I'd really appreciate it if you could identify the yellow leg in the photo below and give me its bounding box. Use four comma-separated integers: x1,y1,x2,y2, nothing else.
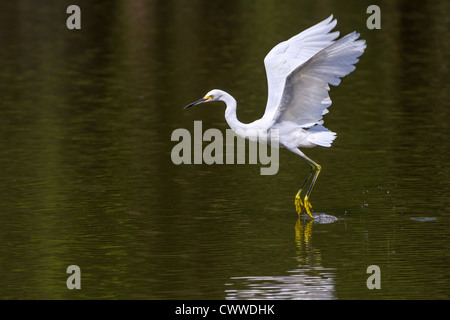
295,167,314,216
303,196,313,218
294,160,321,219
303,162,321,219
290,148,322,219
295,189,304,214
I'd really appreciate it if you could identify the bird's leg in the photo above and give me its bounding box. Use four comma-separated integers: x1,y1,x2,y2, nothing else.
291,148,322,219
303,161,321,218
295,168,314,214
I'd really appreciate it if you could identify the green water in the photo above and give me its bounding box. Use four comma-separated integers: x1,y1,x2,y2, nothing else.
0,0,448,299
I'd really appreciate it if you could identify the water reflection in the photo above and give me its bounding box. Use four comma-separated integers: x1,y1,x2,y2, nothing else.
224,219,337,299
225,270,336,300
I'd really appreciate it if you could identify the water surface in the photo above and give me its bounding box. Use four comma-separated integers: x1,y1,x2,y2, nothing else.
0,0,448,299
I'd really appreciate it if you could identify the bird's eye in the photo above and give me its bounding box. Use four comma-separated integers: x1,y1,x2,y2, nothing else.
205,95,213,100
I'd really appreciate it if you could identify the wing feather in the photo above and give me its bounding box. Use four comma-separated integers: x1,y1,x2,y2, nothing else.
274,32,366,128
262,15,339,122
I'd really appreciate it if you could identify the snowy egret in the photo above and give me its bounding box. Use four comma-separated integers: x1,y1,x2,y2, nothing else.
184,15,366,218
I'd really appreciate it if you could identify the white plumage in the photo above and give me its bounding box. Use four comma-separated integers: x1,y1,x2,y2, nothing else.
184,15,366,218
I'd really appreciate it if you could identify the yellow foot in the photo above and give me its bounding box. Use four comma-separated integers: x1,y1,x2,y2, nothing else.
295,190,315,219
303,197,314,219
295,190,303,215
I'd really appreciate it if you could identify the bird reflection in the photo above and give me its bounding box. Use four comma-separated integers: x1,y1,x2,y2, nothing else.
224,218,336,299
295,218,313,252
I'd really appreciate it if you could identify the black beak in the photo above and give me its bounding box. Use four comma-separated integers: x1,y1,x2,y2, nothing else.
184,97,208,109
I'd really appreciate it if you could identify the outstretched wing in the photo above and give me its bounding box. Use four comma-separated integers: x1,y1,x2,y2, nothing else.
273,31,366,128
262,15,339,123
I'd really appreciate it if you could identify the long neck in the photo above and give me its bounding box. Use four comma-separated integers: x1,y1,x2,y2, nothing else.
221,91,249,132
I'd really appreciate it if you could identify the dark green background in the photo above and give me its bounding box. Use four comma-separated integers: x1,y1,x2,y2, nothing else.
0,0,448,299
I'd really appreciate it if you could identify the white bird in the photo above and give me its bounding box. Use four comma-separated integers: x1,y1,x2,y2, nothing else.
184,15,366,218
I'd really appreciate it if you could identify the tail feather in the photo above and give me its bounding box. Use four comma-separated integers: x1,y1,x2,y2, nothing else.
307,125,336,147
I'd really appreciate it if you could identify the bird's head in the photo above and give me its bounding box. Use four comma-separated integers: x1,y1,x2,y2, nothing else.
184,89,224,109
